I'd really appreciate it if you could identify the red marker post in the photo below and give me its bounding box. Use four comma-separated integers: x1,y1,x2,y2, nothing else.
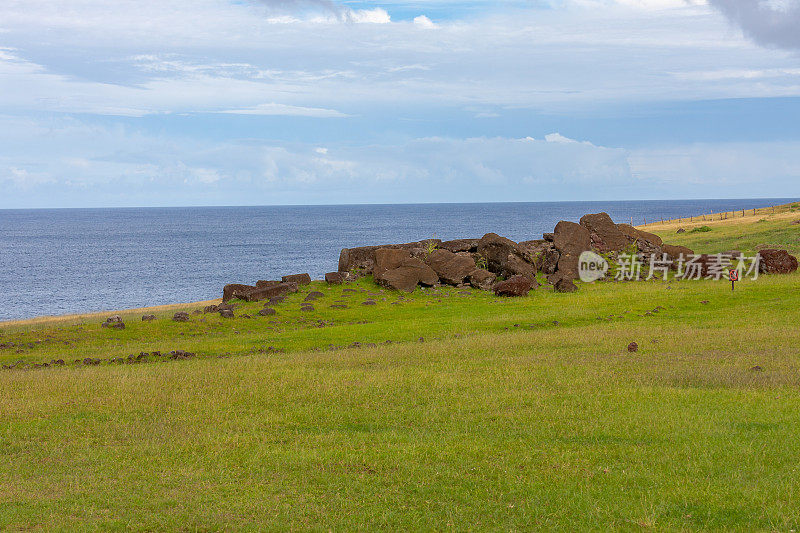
729,269,739,291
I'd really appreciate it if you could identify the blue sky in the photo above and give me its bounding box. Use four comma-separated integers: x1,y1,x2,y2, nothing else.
1,0,799,207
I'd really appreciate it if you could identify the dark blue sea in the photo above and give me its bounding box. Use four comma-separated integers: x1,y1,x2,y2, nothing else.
0,199,795,321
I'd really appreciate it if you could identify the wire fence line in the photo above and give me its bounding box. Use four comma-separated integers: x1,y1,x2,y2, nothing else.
637,203,793,228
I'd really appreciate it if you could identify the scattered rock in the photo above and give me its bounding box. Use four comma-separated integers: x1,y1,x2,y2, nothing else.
304,291,325,301
172,312,190,322
361,300,376,306
493,275,533,297
758,249,798,274
192,309,202,315
300,305,315,312
676,228,686,233
554,278,578,293
627,342,639,353
330,304,348,309
219,309,235,318
142,314,156,321
102,316,125,329
258,308,276,316
750,365,763,372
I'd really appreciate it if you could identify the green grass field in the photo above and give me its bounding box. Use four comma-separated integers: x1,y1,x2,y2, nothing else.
1,205,799,530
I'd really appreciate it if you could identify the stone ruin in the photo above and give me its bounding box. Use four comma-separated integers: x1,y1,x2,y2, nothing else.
222,211,797,299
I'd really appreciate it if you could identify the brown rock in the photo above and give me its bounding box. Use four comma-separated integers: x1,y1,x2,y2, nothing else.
282,273,311,285
580,212,629,253
758,249,799,274
324,272,346,284
373,248,411,279
223,283,256,302
552,221,591,280
376,257,439,292
468,269,496,291
493,275,532,297
242,282,298,302
662,244,694,262
439,238,479,253
256,280,280,289
219,309,234,318
172,312,190,322
477,233,537,281
617,223,663,254
425,249,476,285
258,308,276,316
141,314,156,321
304,291,325,301
337,240,443,275
554,278,578,293
627,342,639,353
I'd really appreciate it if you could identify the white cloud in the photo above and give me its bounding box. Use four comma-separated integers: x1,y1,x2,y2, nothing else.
219,103,349,117
413,15,438,29
350,8,391,23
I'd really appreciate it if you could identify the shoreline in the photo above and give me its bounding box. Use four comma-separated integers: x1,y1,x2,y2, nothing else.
0,299,222,329
3,201,797,328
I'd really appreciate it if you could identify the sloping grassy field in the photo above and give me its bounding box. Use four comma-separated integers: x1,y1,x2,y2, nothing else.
1,204,798,530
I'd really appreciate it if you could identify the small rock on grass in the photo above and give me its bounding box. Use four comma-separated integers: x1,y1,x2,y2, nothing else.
258,308,276,316
142,314,156,321
627,342,639,353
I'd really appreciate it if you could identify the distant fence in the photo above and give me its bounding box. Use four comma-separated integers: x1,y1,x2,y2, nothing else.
637,203,795,228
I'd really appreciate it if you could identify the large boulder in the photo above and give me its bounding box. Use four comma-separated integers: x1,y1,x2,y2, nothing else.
493,275,533,297
552,221,591,280
338,240,442,276
580,212,629,253
468,269,496,290
222,283,256,302
758,249,798,274
255,280,280,289
374,248,412,279
282,273,311,285
477,233,537,281
376,257,439,292
617,224,663,254
439,239,479,253
425,249,476,285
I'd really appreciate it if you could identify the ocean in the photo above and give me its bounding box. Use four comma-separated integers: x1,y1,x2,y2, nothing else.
0,199,795,321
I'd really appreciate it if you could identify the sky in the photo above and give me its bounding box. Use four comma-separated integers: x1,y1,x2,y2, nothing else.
1,0,799,207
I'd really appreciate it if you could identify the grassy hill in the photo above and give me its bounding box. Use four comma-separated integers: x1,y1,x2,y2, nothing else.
1,204,799,530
